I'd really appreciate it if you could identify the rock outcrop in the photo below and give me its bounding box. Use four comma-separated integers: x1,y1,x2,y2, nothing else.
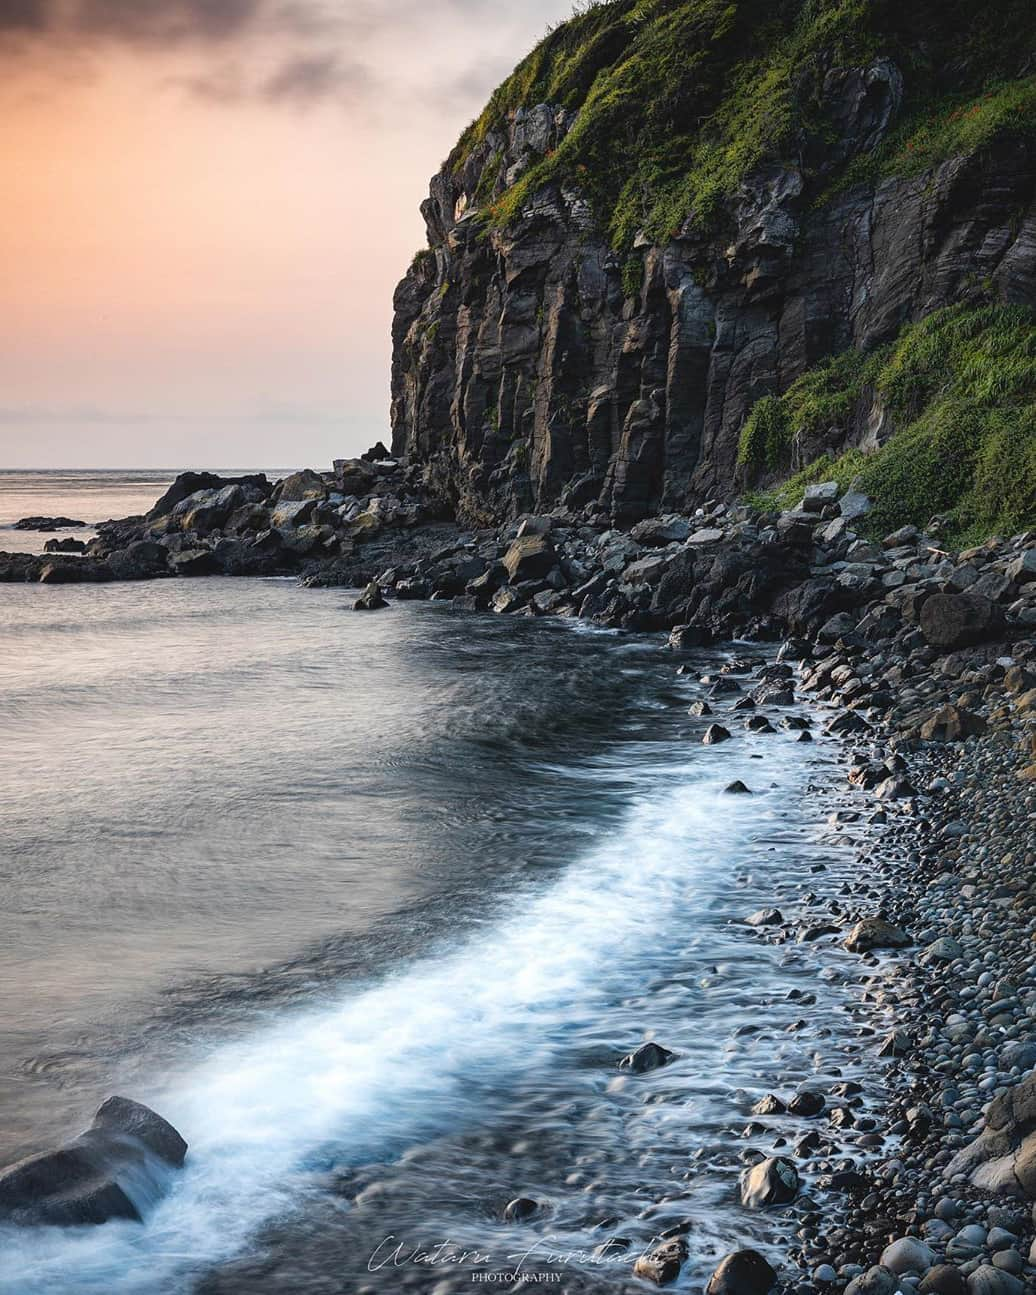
0,1097,187,1226
390,18,1036,527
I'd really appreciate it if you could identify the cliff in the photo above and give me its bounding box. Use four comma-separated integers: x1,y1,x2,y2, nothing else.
391,0,1036,538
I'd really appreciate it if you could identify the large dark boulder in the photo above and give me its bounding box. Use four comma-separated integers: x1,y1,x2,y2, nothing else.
104,541,170,581
920,593,1000,649
0,1097,188,1226
13,516,86,531
146,472,269,522
502,535,556,583
707,1250,778,1295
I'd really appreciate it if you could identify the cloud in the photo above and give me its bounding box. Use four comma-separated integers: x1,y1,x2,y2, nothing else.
261,52,373,106
0,0,47,30
74,0,261,44
0,0,575,114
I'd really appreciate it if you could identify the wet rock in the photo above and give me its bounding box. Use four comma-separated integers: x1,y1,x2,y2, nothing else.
788,1090,825,1117
746,909,782,926
843,917,910,953
618,1042,675,1074
725,780,753,795
740,1155,799,1208
14,516,86,531
503,1197,539,1222
354,582,388,611
706,1249,777,1295
634,1236,688,1286
169,549,219,577
703,724,732,745
0,1097,187,1226
43,537,87,554
752,1094,786,1116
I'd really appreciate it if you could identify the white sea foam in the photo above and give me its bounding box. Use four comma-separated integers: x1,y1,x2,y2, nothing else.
0,752,787,1295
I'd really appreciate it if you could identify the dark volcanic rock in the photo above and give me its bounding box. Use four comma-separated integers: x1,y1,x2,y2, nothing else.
740,1155,799,1208
391,72,1036,525
707,1249,778,1295
14,516,86,531
354,582,389,611
634,1236,688,1286
0,1097,187,1226
919,593,1000,650
43,537,87,554
618,1042,675,1074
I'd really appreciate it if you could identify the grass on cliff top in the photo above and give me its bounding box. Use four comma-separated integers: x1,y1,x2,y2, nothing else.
740,303,1036,546
450,0,1036,254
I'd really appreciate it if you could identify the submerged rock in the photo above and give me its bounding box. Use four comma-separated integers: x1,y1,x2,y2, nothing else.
354,582,388,611
503,1197,539,1222
618,1042,675,1074
0,1097,187,1226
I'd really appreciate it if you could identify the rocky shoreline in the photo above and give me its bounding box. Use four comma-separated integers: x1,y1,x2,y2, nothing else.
3,465,1035,1294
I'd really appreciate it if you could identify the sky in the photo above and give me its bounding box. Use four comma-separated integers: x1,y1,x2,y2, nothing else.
0,0,574,469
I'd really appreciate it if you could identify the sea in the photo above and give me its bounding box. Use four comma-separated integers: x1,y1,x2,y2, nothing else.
0,470,877,1293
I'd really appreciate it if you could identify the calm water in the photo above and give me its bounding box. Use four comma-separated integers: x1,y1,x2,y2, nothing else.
0,477,878,1294
0,469,297,553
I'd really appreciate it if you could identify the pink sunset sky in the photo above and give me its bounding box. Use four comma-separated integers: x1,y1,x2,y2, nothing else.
0,0,573,468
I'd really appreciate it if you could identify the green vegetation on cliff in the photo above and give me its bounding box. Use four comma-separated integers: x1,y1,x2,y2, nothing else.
739,304,1036,545
453,0,1036,252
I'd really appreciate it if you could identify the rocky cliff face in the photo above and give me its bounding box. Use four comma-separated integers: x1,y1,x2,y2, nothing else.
391,57,1036,526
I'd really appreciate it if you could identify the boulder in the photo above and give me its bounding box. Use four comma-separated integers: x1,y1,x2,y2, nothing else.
332,458,377,494
801,481,839,512
1007,550,1036,585
845,1268,897,1295
633,1237,688,1286
740,1156,799,1208
169,549,219,577
839,492,872,521
788,1090,825,1117
703,724,732,744
276,469,327,502
105,541,170,581
631,516,691,546
920,592,999,649
881,1237,935,1275
706,1249,777,1295
618,1042,674,1074
502,534,556,583
43,537,87,554
966,1267,1025,1295
503,1197,539,1222
945,1070,1036,1198
13,516,86,531
0,1097,187,1226
920,705,988,742
669,624,711,649
920,1266,967,1295
844,917,910,953
354,582,388,611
